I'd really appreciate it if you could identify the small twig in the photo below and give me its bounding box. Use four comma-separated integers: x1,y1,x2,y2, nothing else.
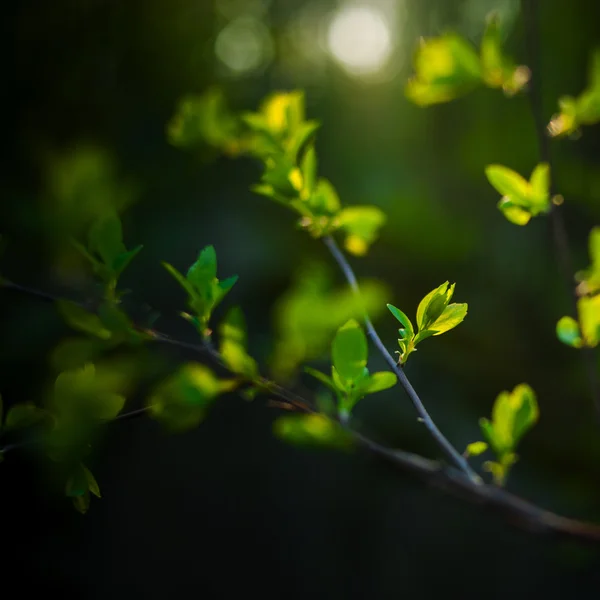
322,235,480,483
5,278,600,543
521,0,600,418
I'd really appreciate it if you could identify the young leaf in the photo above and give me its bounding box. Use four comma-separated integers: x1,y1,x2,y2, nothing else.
416,282,451,332
497,198,532,226
360,372,397,395
273,413,353,450
113,244,143,277
387,304,414,338
300,145,318,198
480,13,530,95
556,316,583,348
56,300,112,340
187,245,218,291
406,34,482,106
219,307,258,378
337,206,386,256
485,165,530,202
464,441,488,458
304,367,337,393
166,88,242,152
428,303,468,335
332,319,368,383
88,212,126,268
5,403,46,430
148,363,237,432
84,465,101,498
579,294,600,347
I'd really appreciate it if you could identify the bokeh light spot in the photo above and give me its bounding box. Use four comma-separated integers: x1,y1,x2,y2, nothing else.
215,17,273,75
326,4,394,76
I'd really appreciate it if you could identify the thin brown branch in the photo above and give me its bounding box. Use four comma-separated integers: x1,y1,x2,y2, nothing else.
3,278,600,544
521,0,600,418
322,235,481,483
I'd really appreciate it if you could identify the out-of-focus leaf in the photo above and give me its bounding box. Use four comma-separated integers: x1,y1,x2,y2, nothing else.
406,34,482,106
360,372,397,394
576,227,600,295
271,263,387,380
485,163,551,224
148,363,237,432
480,13,530,95
579,294,600,347
273,413,353,449
548,50,600,137
556,316,583,348
5,403,47,430
465,441,488,457
56,300,112,340
332,319,368,383
219,307,258,378
167,88,243,153
336,206,386,256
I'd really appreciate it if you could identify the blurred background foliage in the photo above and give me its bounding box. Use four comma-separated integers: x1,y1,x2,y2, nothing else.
1,0,600,597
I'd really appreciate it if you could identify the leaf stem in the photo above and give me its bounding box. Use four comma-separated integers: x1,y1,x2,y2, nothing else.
4,278,600,542
322,235,481,483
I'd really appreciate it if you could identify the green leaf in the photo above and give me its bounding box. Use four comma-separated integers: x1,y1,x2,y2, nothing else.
529,163,550,205
270,262,388,380
65,464,88,497
332,319,368,383
288,121,321,162
52,363,128,421
273,413,353,449
465,441,488,457
497,198,532,225
337,206,386,256
113,244,143,277
56,300,112,340
5,403,46,430
579,294,600,347
485,165,530,202
167,88,242,152
480,13,530,95
406,33,482,106
148,363,237,432
88,212,126,268
481,384,539,457
307,178,341,216
188,245,218,291
162,262,196,297
428,302,468,335
549,50,600,137
83,465,101,498
304,367,337,393
416,282,451,331
360,372,397,394
217,275,239,296
510,384,539,445
387,304,414,338
556,316,583,348
576,227,600,295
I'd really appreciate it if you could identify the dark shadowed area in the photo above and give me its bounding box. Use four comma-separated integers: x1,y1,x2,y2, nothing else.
1,0,600,598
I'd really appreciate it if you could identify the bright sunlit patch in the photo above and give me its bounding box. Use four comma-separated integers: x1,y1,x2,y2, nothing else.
326,3,394,76
215,17,273,75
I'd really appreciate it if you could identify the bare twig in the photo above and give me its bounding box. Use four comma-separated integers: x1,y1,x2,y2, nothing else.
521,0,600,418
322,235,480,483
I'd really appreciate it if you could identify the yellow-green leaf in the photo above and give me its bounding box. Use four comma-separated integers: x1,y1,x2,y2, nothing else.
332,319,368,383
556,316,583,348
